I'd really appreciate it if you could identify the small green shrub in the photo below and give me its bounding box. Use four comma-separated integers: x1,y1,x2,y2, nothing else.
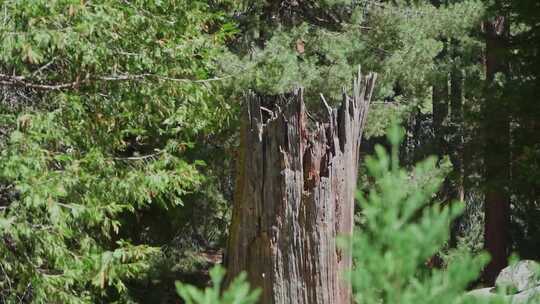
175,265,260,304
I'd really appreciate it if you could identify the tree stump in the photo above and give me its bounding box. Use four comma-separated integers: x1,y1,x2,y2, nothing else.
226,71,376,304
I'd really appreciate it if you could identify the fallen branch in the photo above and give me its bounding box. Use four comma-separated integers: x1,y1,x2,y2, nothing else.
0,72,234,91
112,149,166,161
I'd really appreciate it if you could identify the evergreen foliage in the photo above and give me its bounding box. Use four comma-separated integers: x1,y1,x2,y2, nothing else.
0,1,236,302
503,0,540,259
0,0,538,303
350,125,503,304
222,0,484,137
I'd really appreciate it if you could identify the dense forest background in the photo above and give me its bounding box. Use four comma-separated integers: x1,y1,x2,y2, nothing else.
0,0,538,303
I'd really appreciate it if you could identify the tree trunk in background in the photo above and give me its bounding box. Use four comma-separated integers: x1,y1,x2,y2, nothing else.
450,63,464,203
226,71,376,304
431,0,455,249
449,55,465,248
433,72,449,161
431,0,449,164
483,14,510,285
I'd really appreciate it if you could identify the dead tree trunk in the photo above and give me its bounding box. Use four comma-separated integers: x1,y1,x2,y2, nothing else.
226,71,376,304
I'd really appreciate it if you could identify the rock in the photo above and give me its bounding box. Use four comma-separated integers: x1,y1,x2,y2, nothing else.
496,260,540,293
467,261,540,303
511,286,540,304
467,287,496,298
466,287,512,303
466,287,540,303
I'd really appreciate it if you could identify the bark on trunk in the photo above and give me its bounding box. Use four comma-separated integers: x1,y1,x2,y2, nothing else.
226,71,376,304
483,14,510,285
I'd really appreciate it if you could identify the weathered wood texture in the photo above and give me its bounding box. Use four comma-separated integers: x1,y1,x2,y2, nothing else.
226,71,376,304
